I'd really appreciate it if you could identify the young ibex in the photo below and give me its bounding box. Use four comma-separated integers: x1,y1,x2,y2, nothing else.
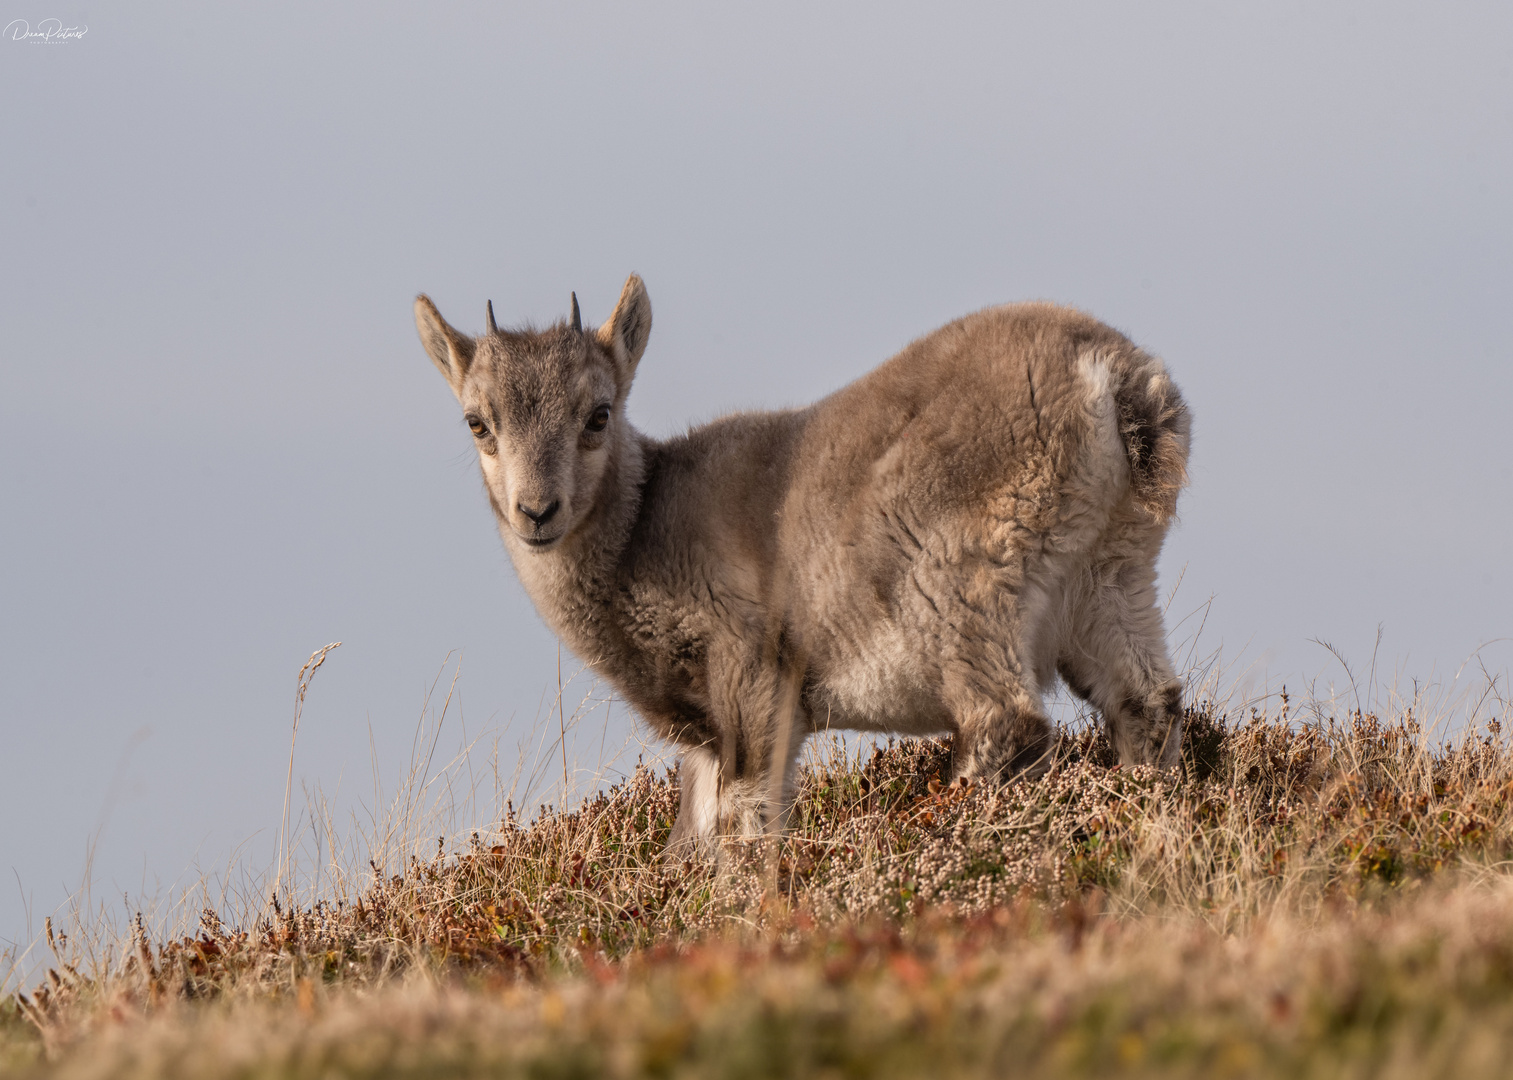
415,276,1191,847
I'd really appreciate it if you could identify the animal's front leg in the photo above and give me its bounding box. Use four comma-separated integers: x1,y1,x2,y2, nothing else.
667,743,720,854
709,706,775,841
717,713,807,839
704,645,808,839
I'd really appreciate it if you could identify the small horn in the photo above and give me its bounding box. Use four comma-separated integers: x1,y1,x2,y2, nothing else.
485,300,498,336
569,292,581,333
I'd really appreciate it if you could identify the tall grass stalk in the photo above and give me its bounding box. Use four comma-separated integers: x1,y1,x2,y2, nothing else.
275,643,341,908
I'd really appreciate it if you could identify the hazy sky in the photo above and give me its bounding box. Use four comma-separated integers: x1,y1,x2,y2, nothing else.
3,2,1510,961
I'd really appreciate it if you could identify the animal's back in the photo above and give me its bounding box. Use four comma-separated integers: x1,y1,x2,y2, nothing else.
792,302,1183,526
781,302,1189,735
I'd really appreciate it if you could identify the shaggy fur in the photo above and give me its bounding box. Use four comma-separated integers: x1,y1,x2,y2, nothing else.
414,276,1192,846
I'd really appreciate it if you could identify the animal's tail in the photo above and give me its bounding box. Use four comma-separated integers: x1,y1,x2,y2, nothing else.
1114,355,1191,523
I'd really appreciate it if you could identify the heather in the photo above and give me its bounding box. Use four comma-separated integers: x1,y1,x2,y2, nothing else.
7,677,1513,1078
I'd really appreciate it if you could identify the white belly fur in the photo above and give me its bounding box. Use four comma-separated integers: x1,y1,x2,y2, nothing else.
810,620,948,735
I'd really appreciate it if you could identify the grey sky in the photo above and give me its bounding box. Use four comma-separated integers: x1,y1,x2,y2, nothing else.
3,2,1510,958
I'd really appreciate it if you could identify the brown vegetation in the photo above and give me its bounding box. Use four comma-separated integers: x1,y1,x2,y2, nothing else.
7,684,1513,1077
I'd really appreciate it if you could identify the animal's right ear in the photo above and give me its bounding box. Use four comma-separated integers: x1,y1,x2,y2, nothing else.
414,295,476,399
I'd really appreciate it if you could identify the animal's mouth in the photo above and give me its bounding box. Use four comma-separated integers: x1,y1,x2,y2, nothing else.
517,533,562,550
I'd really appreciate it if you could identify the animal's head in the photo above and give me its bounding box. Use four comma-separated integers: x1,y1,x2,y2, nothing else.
414,274,652,553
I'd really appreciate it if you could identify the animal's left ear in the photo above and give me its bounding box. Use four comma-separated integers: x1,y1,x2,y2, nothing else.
597,274,652,379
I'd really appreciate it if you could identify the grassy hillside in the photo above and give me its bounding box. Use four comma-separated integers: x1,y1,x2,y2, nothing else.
8,689,1513,1078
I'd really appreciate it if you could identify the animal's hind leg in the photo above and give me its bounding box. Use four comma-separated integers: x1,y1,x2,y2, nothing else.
915,557,1056,784
1058,555,1184,768
950,693,1055,783
943,642,1054,784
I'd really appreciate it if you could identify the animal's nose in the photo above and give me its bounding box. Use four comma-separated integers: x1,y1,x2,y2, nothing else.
517,500,560,526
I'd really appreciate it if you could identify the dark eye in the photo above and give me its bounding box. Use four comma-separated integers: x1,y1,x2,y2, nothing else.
465,415,488,438
585,405,611,433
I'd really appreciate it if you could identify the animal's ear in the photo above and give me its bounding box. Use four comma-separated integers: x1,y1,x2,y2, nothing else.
597,274,652,377
414,295,476,398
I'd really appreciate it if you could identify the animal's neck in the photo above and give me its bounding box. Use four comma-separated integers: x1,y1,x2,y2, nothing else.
508,429,650,666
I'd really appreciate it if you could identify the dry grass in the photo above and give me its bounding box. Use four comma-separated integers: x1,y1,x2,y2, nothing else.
6,670,1513,1078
